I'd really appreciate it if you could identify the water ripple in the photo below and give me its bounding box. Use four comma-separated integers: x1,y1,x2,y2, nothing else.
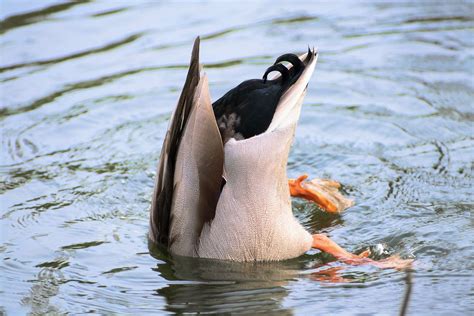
0,1,90,34
1,1,473,315
0,32,145,73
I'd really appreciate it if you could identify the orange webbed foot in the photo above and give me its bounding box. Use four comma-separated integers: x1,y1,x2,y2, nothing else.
289,174,354,213
311,234,413,270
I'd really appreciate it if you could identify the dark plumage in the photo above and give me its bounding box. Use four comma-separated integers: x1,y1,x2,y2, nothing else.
212,51,311,143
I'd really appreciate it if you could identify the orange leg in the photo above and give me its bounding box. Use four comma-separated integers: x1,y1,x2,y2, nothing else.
312,234,413,270
312,234,366,260
291,174,411,269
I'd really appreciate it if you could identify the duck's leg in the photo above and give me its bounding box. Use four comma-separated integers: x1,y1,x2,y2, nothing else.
289,174,354,213
311,234,413,269
312,234,367,261
291,175,412,269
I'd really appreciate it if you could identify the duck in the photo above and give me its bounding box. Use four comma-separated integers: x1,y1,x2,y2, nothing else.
149,37,412,268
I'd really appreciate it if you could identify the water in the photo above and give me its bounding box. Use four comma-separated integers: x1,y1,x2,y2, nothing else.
1,1,473,314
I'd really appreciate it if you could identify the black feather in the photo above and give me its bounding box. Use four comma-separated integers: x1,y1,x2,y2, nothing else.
213,51,311,143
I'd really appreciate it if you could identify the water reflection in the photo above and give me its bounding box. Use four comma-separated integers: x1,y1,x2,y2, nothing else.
21,268,64,315
148,240,389,314
149,241,301,313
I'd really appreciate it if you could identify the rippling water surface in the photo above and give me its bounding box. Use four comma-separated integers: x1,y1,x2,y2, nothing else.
1,1,473,314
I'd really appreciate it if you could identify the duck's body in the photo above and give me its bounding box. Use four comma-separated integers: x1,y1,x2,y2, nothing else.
150,37,315,261
149,38,412,268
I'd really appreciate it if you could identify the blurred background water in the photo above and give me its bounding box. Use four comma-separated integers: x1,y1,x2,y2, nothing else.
1,0,473,314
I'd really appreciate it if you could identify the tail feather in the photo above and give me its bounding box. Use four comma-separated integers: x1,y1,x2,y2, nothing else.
150,37,201,247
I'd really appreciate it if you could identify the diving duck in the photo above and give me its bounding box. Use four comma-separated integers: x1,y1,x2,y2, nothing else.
149,37,411,268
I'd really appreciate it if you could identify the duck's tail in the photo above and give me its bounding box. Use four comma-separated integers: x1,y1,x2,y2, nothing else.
150,38,225,253
149,37,201,247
